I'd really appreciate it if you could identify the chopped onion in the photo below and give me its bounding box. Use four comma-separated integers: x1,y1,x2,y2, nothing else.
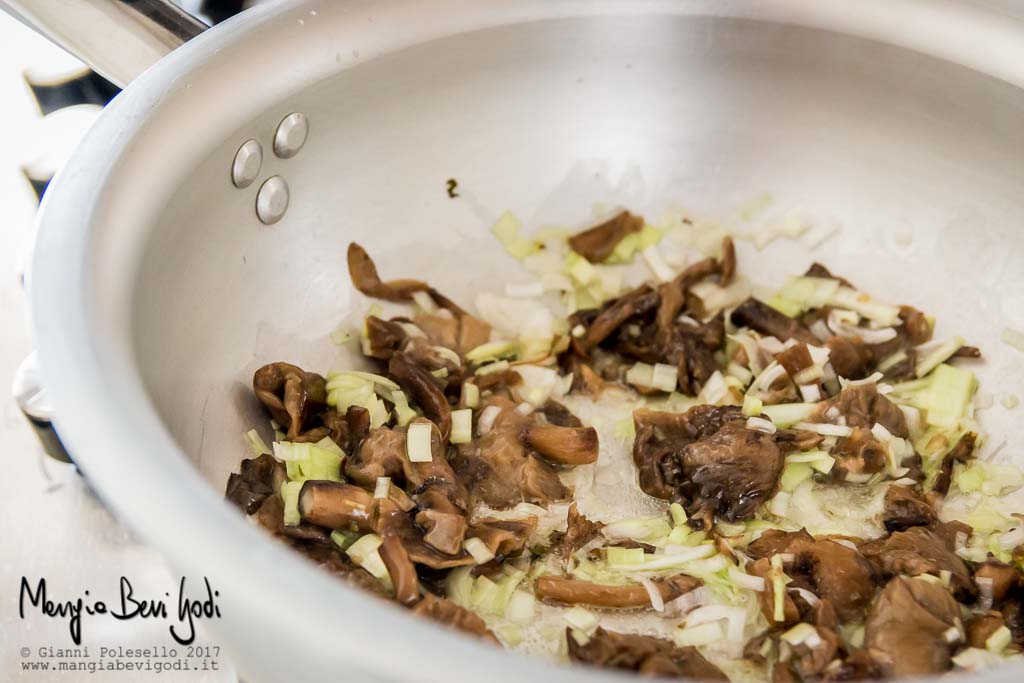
769,491,791,517
781,623,819,646
799,384,822,403
758,336,787,355
697,371,729,405
505,281,545,298
432,345,462,366
451,408,473,444
827,287,900,326
626,362,655,389
728,567,766,592
462,382,480,408
746,416,777,434
514,402,533,416
563,606,599,634
464,537,496,564
675,621,723,647
571,324,586,338
731,333,764,376
638,577,665,612
641,245,675,282
373,477,391,499
828,308,898,343
842,371,884,388
475,360,510,376
986,626,1012,653
742,394,764,418
809,319,832,342
752,361,788,392
944,626,963,644
789,587,820,606
915,336,965,378
638,545,715,570
665,586,711,616
651,362,679,392
406,422,433,462
477,405,502,435
506,591,536,624
793,421,854,437
870,422,894,442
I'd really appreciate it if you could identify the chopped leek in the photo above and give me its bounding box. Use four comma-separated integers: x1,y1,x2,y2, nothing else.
280,481,303,526
464,537,496,564
245,428,272,456
563,606,599,634
761,402,818,427
374,477,391,499
771,276,841,317
346,534,391,586
828,287,900,326
330,529,359,550
465,340,519,363
462,382,480,408
450,408,473,444
406,422,433,462
669,502,688,526
915,336,965,378
924,364,977,428
606,547,645,567
781,462,814,491
742,394,764,418
675,621,724,647
986,626,1012,653
651,362,679,392
492,211,539,260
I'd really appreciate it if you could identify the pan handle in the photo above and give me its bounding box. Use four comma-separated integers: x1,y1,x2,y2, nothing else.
0,0,208,88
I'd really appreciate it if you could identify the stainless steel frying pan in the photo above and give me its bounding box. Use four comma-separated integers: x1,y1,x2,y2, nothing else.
8,0,1024,681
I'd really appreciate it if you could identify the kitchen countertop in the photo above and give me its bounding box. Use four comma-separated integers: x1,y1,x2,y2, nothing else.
0,13,235,682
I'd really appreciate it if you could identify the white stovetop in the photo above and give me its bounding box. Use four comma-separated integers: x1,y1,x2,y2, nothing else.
0,13,236,683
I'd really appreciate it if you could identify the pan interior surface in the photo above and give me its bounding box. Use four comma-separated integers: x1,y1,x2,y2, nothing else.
36,3,1024,683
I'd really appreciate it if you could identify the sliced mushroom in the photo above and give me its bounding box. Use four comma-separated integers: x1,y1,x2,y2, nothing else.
568,627,727,680
252,362,328,439
825,336,873,381
883,485,938,533
539,400,583,427
379,534,421,605
415,509,468,556
388,355,452,440
347,242,430,301
525,424,599,465
859,525,975,600
817,384,908,438
345,425,406,487
297,481,374,532
966,612,1007,649
719,236,737,286
226,453,281,514
411,593,498,644
375,500,474,569
731,297,818,345
468,517,537,559
583,285,659,350
364,316,408,360
559,503,604,559
864,577,960,677
536,575,699,608
976,561,1020,603
568,210,644,263
933,432,977,496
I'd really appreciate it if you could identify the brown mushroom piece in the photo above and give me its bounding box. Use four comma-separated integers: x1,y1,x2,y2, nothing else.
399,419,468,508
559,503,604,559
864,577,961,677
364,316,409,360
536,575,700,609
568,627,727,680
966,612,1007,649
731,297,819,345
631,405,744,500
297,481,375,532
388,355,452,440
679,421,785,522
411,593,499,644
568,210,644,263
415,509,468,556
468,518,537,560
344,426,406,487
379,535,420,606
883,485,938,532
539,400,583,427
817,384,908,438
825,336,873,381
375,499,474,570
933,432,977,496
859,525,975,600
347,242,430,301
830,427,888,478
583,285,660,350
254,494,332,543
525,424,599,465
976,561,1020,603
719,236,737,285
788,539,877,621
748,557,799,625
225,453,282,514
453,398,568,508
252,362,328,439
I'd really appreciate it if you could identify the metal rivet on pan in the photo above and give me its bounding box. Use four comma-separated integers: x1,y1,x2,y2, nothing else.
273,112,308,158
256,176,289,225
231,139,263,188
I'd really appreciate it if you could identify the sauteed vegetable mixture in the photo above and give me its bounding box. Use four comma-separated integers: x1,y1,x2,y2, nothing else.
226,208,1024,681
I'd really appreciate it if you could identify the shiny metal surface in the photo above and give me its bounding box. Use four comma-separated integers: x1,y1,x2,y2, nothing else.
0,0,207,87
272,111,308,159
255,174,289,224
26,1,1024,682
231,138,263,188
